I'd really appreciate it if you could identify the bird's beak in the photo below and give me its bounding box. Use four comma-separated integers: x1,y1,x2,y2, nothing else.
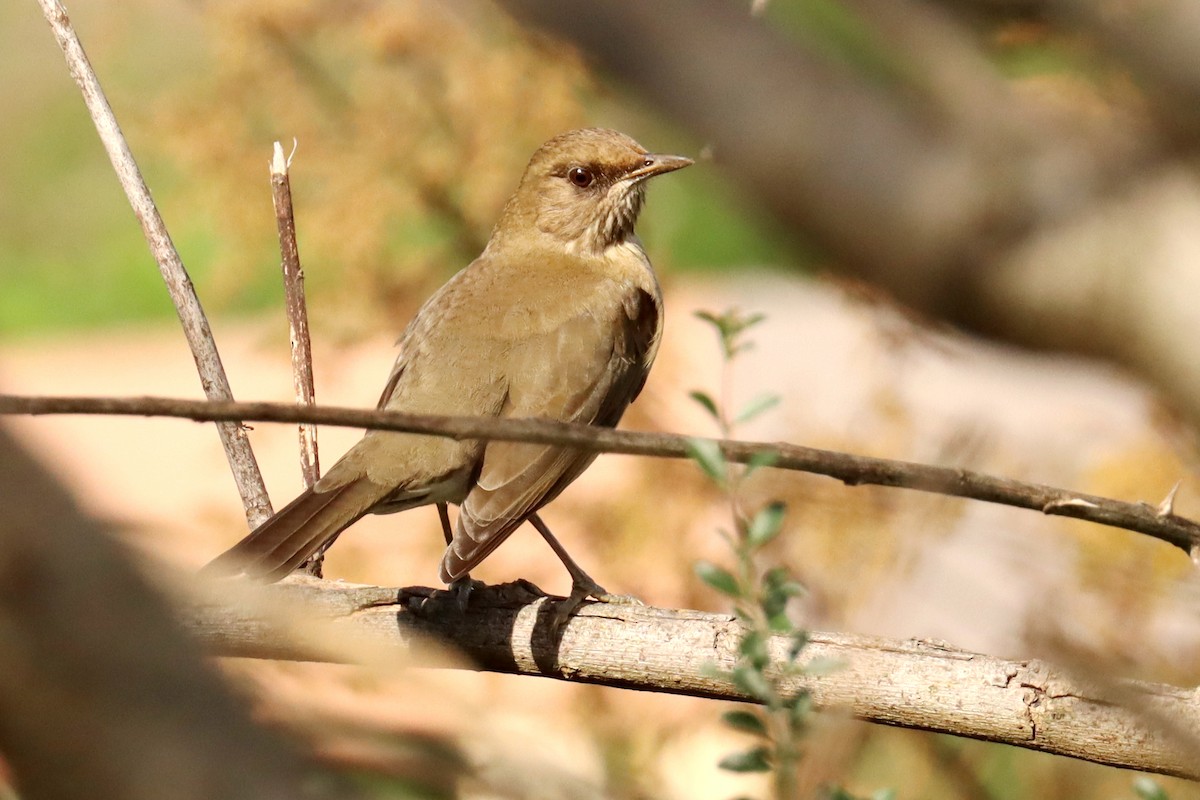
627,153,694,181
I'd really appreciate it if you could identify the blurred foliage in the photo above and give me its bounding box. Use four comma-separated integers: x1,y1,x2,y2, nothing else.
0,0,1120,340
0,0,801,339
152,0,596,335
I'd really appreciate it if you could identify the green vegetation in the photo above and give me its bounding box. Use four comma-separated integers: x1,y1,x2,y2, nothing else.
0,2,808,340
688,308,888,800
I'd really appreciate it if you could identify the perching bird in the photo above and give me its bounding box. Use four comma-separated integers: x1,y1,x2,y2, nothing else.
203,128,691,615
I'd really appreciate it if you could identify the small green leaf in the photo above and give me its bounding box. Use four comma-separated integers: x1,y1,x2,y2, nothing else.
694,560,741,597
747,501,786,548
731,663,774,702
685,437,727,485
789,630,810,661
741,312,767,331
767,610,793,633
718,745,772,773
739,629,769,669
761,583,791,623
721,709,768,736
715,526,736,548
736,392,781,424
1133,777,1170,800
803,655,847,676
761,587,787,620
744,449,779,477
688,389,720,420
762,569,805,627
788,690,813,727
763,566,805,597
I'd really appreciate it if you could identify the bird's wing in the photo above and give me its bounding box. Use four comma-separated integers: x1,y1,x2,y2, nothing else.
440,287,659,581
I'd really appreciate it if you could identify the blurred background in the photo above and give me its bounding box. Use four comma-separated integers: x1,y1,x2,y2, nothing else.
4,0,1200,797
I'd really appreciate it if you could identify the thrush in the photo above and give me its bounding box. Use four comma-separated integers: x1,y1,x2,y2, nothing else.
203,128,691,616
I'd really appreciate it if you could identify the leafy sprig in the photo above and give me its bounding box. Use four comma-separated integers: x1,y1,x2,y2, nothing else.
688,309,805,795
688,308,884,800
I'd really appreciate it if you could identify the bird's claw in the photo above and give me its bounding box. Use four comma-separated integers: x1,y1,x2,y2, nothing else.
591,591,644,607
552,579,644,627
450,577,486,612
409,577,486,614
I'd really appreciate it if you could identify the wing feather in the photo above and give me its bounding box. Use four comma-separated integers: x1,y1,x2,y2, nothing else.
440,287,660,582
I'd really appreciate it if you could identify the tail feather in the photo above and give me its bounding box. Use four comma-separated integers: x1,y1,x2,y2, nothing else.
201,478,388,582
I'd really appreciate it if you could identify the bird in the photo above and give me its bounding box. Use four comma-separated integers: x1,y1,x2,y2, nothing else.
202,128,692,617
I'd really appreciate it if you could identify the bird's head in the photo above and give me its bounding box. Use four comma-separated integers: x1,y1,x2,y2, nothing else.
491,128,693,255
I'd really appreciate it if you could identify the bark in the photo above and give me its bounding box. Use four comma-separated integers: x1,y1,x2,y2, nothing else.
188,576,1200,780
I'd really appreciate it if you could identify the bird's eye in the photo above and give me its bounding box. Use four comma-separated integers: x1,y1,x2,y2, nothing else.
567,167,594,188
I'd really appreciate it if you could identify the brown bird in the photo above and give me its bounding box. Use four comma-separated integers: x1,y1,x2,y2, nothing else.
204,128,691,615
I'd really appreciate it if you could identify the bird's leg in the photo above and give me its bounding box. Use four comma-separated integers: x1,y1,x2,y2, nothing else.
528,512,643,622
435,503,481,610
436,502,454,546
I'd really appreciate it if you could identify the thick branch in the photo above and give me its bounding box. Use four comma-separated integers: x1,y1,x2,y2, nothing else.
2,393,1197,553
188,578,1200,780
36,0,272,528
0,429,334,800
1043,0,1200,137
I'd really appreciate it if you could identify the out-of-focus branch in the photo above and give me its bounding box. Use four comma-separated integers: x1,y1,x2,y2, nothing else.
0,426,344,800
1042,0,1200,136
36,0,273,528
493,0,1127,310
2,393,1197,553
187,577,1200,780
493,0,1200,425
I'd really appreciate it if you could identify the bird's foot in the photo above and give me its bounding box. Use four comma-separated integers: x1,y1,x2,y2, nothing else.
408,577,487,614
498,578,549,603
590,590,644,607
449,577,487,612
553,577,644,627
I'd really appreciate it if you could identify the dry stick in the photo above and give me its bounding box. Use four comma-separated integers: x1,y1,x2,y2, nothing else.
3,394,1197,553
36,0,272,529
186,579,1200,780
270,141,320,489
269,142,326,577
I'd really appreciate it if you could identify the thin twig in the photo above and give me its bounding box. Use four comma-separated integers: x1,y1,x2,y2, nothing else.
3,393,1198,554
36,0,272,529
270,141,320,489
270,141,324,577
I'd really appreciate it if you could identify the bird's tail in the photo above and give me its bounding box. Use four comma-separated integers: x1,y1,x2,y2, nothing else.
200,478,388,582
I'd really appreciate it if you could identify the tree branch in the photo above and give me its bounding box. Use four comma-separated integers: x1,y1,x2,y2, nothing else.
0,429,337,800
36,0,273,528
2,393,1196,554
187,577,1200,780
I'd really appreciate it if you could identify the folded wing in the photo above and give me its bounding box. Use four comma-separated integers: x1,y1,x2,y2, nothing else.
439,287,659,582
